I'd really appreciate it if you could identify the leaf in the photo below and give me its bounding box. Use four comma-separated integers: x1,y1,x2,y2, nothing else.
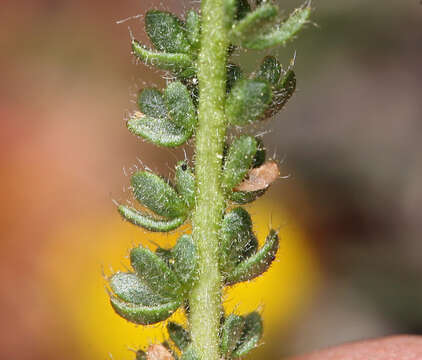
138,88,167,119
131,171,187,219
167,322,191,351
226,63,243,93
175,161,195,209
263,69,296,118
171,235,198,293
132,40,195,76
145,10,190,54
232,312,263,357
226,229,279,285
234,160,279,192
242,3,311,50
109,272,165,305
110,296,181,325
222,135,257,191
129,82,197,147
235,0,252,20
230,4,278,43
225,79,272,126
219,207,258,274
130,246,183,300
146,344,175,360
186,10,201,50
165,82,196,131
118,205,186,232
229,189,266,204
256,56,282,86
220,314,245,357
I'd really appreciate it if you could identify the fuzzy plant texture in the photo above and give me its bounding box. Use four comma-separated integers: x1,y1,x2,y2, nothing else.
109,0,311,359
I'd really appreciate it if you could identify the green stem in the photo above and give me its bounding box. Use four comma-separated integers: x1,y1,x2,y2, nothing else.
189,0,229,359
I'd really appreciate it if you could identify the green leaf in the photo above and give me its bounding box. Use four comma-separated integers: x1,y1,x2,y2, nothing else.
132,40,195,76
219,207,258,274
232,312,263,357
256,56,282,87
186,10,201,50
175,161,195,209
109,272,164,305
226,63,243,93
131,171,187,219
130,246,182,300
229,189,266,204
129,82,197,147
230,4,278,43
226,79,272,126
165,82,197,131
137,88,167,119
145,10,190,54
264,69,296,118
224,0,251,30
118,205,186,232
220,314,245,357
222,135,257,191
167,322,191,351
235,0,252,20
171,235,198,293
110,296,181,325
226,229,279,285
242,3,311,50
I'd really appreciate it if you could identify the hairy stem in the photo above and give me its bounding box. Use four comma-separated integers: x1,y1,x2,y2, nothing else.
189,0,229,359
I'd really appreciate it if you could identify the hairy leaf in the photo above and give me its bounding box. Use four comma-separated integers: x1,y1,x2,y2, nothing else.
220,207,258,274
129,82,196,147
220,314,245,357
110,296,181,325
256,56,282,86
175,161,195,209
145,10,191,54
131,171,187,219
230,4,278,43
226,79,272,126
118,205,186,232
229,189,266,204
109,272,164,305
232,312,263,357
263,69,296,118
222,135,257,191
130,246,182,300
186,10,201,50
167,322,191,351
138,88,167,119
226,229,279,285
242,3,311,50
226,63,243,93
172,235,198,293
132,40,195,76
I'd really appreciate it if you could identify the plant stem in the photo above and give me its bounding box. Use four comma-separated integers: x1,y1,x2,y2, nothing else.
189,0,229,359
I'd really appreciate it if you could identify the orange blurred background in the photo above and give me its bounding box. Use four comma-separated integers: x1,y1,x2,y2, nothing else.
1,1,421,359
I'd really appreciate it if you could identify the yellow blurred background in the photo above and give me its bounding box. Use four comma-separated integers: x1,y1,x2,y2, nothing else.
1,1,421,359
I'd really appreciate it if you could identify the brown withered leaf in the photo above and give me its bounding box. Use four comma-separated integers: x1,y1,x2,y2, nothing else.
234,160,279,192
146,344,174,360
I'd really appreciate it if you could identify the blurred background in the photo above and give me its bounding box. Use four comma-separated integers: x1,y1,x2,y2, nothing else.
1,0,421,359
